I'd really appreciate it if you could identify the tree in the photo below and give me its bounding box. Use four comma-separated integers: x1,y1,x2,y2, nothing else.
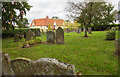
17,18,29,28
65,0,114,37
51,16,59,19
2,2,32,30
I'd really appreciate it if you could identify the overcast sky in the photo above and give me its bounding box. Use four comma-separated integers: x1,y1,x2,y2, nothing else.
25,0,120,26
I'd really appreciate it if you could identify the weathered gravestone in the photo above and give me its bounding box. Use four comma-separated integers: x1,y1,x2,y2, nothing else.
47,31,55,43
88,27,92,34
80,28,82,32
30,58,76,75
24,32,26,38
36,29,41,36
25,30,33,41
76,28,80,33
14,34,19,42
32,31,36,39
115,39,120,56
2,52,13,75
2,53,76,75
65,28,70,33
11,58,34,75
56,27,64,44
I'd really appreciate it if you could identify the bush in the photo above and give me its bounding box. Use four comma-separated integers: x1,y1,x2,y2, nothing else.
22,39,41,48
106,31,116,40
2,28,40,38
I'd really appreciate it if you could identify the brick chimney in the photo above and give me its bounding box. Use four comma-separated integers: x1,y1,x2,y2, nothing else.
46,16,49,19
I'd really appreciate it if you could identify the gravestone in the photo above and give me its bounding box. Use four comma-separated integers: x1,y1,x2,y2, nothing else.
14,34,19,42
88,27,92,34
11,58,34,75
65,28,70,33
115,39,120,56
25,30,33,41
2,53,76,75
24,32,26,38
2,52,13,75
76,28,80,33
30,58,76,75
56,27,64,44
80,28,82,32
32,32,36,39
36,29,41,36
19,34,24,41
47,31,55,43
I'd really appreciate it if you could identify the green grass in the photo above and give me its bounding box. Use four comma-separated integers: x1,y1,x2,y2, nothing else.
2,31,118,75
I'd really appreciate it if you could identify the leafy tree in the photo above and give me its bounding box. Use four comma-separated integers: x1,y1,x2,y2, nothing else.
2,2,32,30
51,16,59,19
17,18,29,28
65,0,114,37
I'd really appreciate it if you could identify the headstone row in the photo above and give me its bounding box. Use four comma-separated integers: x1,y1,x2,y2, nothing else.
14,29,41,42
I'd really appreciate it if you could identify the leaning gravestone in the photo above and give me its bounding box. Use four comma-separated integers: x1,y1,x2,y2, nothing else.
56,27,64,44
88,27,92,34
47,31,55,43
14,34,19,42
115,39,120,56
25,30,33,41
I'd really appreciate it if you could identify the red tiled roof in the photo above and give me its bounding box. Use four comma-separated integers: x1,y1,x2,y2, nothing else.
30,16,64,27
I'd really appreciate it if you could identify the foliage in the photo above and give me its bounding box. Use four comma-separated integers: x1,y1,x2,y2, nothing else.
64,21,80,29
65,0,114,37
2,31,118,75
22,39,41,48
2,2,32,30
51,16,59,19
48,24,51,30
2,28,40,38
106,31,116,40
17,18,29,28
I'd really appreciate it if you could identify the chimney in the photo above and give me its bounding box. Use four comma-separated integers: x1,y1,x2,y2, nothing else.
46,16,49,19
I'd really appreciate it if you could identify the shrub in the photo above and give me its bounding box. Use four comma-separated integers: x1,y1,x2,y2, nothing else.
22,39,41,48
2,28,40,38
106,31,116,40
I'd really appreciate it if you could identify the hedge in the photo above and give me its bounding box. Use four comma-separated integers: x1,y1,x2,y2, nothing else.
2,28,40,38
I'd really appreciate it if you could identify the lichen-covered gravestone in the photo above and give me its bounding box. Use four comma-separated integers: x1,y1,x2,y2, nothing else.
11,58,34,75
115,39,120,56
56,27,64,44
30,58,76,75
25,30,33,41
47,31,55,43
2,53,76,75
88,27,92,34
2,52,13,75
14,34,19,42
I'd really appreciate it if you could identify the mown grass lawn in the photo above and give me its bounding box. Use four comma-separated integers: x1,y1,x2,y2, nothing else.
2,31,118,75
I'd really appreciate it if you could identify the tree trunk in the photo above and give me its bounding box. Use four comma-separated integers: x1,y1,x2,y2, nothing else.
84,26,88,37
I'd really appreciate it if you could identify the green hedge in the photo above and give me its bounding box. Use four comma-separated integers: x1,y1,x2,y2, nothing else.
2,28,40,38
106,31,116,40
